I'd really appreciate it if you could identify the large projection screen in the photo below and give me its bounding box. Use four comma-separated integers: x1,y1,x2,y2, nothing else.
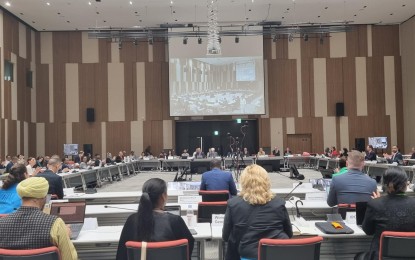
169,29,265,116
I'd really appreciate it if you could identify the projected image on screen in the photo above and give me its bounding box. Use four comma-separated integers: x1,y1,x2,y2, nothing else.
368,137,388,149
169,31,265,116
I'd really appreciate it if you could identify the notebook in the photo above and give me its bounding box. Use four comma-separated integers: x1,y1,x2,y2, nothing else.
50,202,86,240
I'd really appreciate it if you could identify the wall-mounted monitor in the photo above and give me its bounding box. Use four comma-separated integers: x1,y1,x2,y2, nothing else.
64,144,79,156
168,27,265,116
368,137,388,149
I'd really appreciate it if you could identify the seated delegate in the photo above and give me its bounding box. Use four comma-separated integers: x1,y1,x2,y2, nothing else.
0,164,28,213
223,164,292,260
200,159,237,196
357,167,415,260
116,178,194,260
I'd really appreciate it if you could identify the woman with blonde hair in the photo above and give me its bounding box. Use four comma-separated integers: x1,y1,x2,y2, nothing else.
222,164,292,260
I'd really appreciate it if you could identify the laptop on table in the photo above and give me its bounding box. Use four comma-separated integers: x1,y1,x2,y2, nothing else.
50,202,87,240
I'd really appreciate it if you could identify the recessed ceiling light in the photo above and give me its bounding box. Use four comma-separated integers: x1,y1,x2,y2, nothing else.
88,2,91,5
5,1,11,6
46,2,50,6
170,0,173,4
129,1,132,5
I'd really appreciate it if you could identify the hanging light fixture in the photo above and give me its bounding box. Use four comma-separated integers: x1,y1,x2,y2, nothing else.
206,0,221,55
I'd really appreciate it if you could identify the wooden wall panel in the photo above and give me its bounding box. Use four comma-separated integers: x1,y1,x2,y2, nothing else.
16,56,26,121
106,122,131,155
0,119,4,155
78,64,96,123
95,63,109,122
7,120,17,155
145,62,163,120
137,41,149,62
53,63,66,123
301,35,318,58
53,32,69,64
268,59,297,117
366,57,386,117
317,34,330,58
275,36,288,60
394,56,404,149
68,31,82,63
28,123,37,157
152,40,165,62
120,41,137,63
72,122,101,156
124,62,136,121
161,62,170,120
20,121,24,153
26,27,32,62
36,64,50,123
98,39,111,63
346,25,368,58
348,115,391,150
301,58,315,117
326,58,344,116
3,13,19,59
263,37,271,60
342,57,357,117
258,118,270,148
4,81,11,120
294,117,324,153
372,25,400,57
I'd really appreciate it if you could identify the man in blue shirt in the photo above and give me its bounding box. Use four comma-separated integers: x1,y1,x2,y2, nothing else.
200,159,237,196
327,150,377,207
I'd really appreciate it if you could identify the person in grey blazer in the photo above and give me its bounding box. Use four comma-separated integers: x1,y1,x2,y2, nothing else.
327,150,377,207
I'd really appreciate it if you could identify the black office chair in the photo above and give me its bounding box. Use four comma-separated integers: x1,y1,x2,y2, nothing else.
0,246,61,260
379,231,415,259
198,190,229,202
126,239,189,260
197,201,227,223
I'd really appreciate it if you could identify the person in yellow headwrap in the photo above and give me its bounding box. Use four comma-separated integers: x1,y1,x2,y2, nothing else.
0,177,78,260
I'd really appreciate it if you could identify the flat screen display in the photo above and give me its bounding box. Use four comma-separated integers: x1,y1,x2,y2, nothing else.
64,144,79,156
368,137,388,149
169,28,265,116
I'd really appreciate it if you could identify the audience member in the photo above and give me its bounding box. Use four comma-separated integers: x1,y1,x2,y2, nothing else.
193,147,205,159
324,147,331,157
207,148,218,158
284,147,292,156
200,159,237,196
331,147,340,157
0,164,28,213
383,145,403,165
365,145,377,161
341,148,349,158
36,156,46,167
26,157,42,176
5,156,18,173
332,157,347,178
257,147,266,156
74,151,83,164
130,151,137,160
35,157,64,199
327,150,377,207
242,147,249,157
0,177,77,260
272,147,280,156
116,178,194,260
181,149,190,158
79,156,89,169
1,155,11,169
358,167,415,260
411,147,415,159
223,165,292,260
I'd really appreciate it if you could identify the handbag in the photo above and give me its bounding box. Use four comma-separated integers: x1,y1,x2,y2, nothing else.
225,206,259,260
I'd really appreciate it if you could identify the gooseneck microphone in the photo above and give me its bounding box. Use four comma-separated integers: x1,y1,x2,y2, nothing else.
295,200,304,218
104,205,137,211
283,181,303,199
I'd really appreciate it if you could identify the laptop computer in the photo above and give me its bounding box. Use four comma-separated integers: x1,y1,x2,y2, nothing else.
50,202,86,240
356,201,368,227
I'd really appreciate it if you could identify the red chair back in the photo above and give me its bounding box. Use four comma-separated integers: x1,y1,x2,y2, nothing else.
0,246,61,260
379,231,415,260
197,201,227,223
258,236,323,260
126,239,189,260
0,214,8,218
198,190,229,202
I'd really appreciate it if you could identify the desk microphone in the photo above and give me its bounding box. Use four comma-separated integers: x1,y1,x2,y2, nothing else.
283,182,303,200
295,200,303,218
104,205,137,211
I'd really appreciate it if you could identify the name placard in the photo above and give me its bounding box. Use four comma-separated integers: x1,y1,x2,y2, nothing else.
345,212,357,225
305,192,327,201
212,214,225,226
178,195,202,204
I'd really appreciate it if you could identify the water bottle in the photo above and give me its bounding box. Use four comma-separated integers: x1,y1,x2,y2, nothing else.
186,205,195,228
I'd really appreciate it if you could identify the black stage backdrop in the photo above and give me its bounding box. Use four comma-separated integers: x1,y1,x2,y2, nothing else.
175,120,258,157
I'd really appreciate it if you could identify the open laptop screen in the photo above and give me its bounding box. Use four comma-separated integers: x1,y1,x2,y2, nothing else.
50,202,86,224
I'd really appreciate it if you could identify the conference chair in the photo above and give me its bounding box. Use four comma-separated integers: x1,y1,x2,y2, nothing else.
379,231,415,259
258,236,323,260
198,190,229,202
197,201,227,223
0,246,61,260
337,203,356,220
126,239,189,260
0,214,7,218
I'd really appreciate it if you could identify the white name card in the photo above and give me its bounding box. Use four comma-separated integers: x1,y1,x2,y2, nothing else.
305,192,327,201
345,212,357,225
212,214,225,226
293,183,313,189
178,195,202,204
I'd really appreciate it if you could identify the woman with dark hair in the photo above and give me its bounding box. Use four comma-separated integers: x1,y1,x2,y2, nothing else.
0,164,28,213
357,167,415,260
116,178,194,260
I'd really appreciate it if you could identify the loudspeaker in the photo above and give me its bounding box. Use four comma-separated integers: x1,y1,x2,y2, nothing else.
355,138,365,152
86,108,95,122
336,103,344,117
83,144,93,156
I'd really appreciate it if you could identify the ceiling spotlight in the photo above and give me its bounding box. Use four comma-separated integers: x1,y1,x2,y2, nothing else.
46,2,50,6
5,1,11,6
303,34,309,42
198,37,202,44
88,2,91,5
129,1,132,5
218,37,222,44
288,33,294,42
133,39,138,46
272,34,277,42
235,36,239,43
183,37,188,44
118,40,122,50
320,34,324,44
148,37,153,45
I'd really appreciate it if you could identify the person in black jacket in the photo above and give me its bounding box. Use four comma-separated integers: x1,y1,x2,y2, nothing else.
365,145,377,161
116,178,194,260
223,164,292,260
383,145,403,164
357,167,415,260
35,157,64,199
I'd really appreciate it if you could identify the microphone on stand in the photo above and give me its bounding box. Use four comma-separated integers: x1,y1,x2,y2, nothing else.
284,181,303,200
295,200,304,218
104,205,138,211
